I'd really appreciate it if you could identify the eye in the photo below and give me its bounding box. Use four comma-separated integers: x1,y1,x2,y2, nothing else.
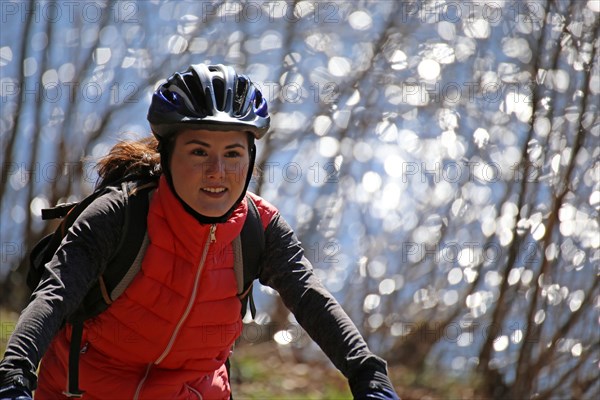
191,148,207,156
225,150,242,158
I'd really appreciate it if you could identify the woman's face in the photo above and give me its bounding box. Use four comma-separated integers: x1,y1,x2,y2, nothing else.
169,129,250,218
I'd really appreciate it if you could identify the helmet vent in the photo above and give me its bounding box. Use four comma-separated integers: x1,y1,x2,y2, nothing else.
234,77,249,116
180,71,208,116
254,90,263,108
212,78,226,112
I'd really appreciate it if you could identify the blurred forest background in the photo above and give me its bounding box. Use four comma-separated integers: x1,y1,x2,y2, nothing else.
1,0,599,399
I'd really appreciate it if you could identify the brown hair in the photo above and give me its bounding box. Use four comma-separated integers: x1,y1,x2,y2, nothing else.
95,136,161,187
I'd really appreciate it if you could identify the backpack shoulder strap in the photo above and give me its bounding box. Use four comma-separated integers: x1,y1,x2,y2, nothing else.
233,194,265,319
228,195,266,398
81,179,156,316
102,180,156,301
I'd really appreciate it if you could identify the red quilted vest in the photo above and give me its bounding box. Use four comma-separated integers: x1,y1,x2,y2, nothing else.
36,176,277,399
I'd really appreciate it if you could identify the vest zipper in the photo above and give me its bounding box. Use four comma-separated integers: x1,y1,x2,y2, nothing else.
133,364,151,400
185,383,204,399
133,224,216,400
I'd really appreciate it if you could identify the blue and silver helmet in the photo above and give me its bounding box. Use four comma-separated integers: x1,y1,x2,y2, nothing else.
148,63,270,139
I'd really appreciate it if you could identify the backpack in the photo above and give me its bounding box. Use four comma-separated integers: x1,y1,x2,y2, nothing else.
27,177,265,397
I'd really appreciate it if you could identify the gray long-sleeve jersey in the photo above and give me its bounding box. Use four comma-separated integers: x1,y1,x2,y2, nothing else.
0,187,387,393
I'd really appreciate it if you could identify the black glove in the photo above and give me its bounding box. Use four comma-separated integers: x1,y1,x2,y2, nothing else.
0,385,32,400
350,369,400,400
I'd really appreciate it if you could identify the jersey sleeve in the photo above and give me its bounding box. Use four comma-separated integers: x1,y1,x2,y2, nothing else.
258,211,388,381
0,187,128,390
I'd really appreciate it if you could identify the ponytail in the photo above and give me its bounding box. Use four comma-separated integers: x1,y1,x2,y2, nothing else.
95,136,161,188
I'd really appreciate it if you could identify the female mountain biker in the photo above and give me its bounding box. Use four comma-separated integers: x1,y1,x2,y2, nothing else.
0,64,399,399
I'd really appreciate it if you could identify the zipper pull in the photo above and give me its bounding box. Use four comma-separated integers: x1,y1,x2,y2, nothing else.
210,224,217,243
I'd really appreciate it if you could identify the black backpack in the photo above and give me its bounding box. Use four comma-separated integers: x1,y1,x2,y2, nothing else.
27,177,265,397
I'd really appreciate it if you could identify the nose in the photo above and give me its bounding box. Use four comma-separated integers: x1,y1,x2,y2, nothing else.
204,156,224,180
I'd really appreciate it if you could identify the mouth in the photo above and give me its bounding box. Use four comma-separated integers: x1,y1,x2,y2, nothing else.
201,186,228,198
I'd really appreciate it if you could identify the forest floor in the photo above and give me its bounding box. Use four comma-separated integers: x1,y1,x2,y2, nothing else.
230,340,485,400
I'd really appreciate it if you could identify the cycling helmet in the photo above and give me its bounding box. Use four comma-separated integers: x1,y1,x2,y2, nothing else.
148,63,270,139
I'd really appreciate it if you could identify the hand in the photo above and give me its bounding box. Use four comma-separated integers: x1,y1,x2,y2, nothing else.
363,387,400,399
350,370,400,400
0,385,32,400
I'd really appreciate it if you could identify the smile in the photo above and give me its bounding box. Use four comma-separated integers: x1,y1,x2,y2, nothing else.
202,187,227,193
